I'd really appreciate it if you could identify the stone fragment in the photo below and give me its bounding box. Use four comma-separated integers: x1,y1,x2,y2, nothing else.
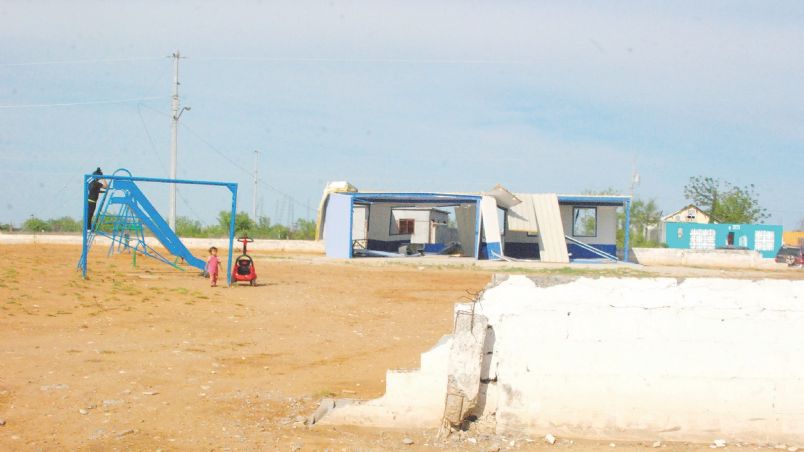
79,408,89,415
653,441,662,448
545,434,556,445
403,437,414,445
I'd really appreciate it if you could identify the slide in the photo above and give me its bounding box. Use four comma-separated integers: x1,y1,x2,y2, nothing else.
112,179,206,270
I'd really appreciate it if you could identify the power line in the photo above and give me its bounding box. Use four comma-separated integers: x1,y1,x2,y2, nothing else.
193,56,531,66
137,104,205,222
178,121,310,212
0,57,164,67
0,96,166,109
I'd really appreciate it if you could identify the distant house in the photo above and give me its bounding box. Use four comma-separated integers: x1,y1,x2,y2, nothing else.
665,222,783,258
662,204,713,224
660,204,713,243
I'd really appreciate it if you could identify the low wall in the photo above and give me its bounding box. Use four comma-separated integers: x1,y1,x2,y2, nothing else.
321,275,804,444
0,233,324,253
477,276,804,443
630,247,781,269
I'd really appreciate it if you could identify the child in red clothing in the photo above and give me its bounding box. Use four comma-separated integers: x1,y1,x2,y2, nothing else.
206,247,222,287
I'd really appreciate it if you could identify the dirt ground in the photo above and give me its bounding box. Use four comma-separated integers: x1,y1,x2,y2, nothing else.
0,244,798,451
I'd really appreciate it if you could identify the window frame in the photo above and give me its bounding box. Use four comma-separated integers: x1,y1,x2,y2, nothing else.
572,206,598,238
397,218,415,235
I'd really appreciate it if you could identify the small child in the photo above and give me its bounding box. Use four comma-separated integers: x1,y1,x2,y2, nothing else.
206,246,222,287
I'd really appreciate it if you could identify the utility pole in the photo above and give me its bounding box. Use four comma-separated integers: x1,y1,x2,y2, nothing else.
169,50,190,231
252,150,259,221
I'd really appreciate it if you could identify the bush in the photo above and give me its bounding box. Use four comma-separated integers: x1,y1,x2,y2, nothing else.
48,216,82,232
23,217,51,232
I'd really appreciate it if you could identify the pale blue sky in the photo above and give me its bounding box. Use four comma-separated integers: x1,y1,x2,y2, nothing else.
1,1,803,228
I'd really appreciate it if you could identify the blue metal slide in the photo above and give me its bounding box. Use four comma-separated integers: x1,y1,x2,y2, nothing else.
111,179,206,270
78,170,238,285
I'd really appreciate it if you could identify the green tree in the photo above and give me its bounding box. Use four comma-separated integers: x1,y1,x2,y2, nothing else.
629,199,662,246
683,176,768,223
217,210,256,236
23,217,51,232
47,216,82,232
175,216,204,237
291,218,316,240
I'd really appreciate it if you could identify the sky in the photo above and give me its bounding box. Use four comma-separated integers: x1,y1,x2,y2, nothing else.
1,0,803,228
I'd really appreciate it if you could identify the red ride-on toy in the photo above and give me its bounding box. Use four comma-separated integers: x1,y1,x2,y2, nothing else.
231,235,257,286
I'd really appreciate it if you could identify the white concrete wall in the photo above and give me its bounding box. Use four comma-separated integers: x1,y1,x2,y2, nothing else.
364,204,448,244
318,336,452,428
0,233,324,253
560,205,618,245
475,276,804,443
630,247,782,269
321,275,804,445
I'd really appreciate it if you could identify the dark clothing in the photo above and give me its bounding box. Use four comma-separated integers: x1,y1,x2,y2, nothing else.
87,179,104,229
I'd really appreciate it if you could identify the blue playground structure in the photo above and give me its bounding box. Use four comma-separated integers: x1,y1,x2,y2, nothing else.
77,168,239,285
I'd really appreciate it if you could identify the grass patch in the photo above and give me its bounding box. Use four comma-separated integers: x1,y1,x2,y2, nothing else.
313,389,337,398
496,266,651,278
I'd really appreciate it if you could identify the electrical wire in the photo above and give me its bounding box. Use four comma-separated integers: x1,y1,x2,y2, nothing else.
192,56,529,66
0,96,166,109
178,121,310,211
136,104,205,222
0,57,165,67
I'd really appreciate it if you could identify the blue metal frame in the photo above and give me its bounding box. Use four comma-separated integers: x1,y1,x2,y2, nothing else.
337,192,483,259
79,169,239,286
558,194,632,262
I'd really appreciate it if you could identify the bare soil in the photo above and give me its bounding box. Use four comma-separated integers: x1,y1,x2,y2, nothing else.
0,244,790,451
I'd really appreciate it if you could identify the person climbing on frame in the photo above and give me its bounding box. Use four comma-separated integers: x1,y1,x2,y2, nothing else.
86,167,107,231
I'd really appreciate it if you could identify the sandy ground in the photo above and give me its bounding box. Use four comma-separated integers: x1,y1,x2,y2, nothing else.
1,244,799,451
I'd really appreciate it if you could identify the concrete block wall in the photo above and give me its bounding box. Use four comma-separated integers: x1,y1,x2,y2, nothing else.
630,247,782,269
476,276,804,443
0,233,325,253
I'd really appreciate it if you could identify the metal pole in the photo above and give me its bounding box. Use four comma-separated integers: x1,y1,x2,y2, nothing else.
227,184,238,287
252,150,259,221
169,50,180,231
624,198,631,263
81,174,89,278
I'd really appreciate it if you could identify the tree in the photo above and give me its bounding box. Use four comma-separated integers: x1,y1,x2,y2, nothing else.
683,176,768,223
47,216,82,232
630,199,662,244
291,219,316,240
23,217,51,232
175,216,203,237
217,210,256,236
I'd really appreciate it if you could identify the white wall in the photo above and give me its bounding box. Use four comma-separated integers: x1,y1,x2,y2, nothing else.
0,233,325,253
476,276,804,443
630,247,782,269
364,203,448,244
321,275,804,445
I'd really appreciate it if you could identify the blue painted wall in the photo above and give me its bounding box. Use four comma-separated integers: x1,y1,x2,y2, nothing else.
567,243,616,259
665,222,783,258
323,193,354,258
